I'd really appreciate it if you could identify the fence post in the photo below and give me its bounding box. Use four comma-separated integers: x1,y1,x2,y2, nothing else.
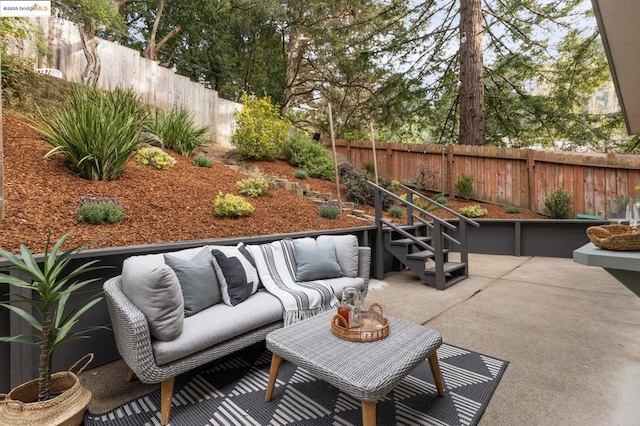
527,149,535,211
447,144,455,196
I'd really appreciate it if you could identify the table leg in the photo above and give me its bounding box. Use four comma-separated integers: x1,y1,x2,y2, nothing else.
428,352,445,397
361,401,376,426
265,353,282,401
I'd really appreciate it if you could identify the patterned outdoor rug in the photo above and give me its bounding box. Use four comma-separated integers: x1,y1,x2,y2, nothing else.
84,342,508,426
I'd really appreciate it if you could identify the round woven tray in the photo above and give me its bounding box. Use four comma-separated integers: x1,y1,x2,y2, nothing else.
586,224,640,251
331,303,389,343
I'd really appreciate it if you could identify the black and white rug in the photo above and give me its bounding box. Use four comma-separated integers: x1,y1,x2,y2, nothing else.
84,342,508,426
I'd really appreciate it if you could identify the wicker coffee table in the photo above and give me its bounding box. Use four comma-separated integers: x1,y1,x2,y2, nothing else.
265,310,445,425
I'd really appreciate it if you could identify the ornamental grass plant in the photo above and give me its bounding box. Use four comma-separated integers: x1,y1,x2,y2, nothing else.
145,107,209,156
32,86,147,181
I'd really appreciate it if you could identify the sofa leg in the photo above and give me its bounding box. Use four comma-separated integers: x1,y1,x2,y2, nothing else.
160,377,175,426
126,370,136,383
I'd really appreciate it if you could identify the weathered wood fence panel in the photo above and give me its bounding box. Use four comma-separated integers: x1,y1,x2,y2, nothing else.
8,18,241,147
327,139,640,217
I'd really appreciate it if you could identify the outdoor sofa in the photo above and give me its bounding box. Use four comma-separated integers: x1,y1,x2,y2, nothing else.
104,234,370,425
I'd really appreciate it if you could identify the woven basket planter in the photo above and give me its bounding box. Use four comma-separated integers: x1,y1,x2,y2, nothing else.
0,371,91,426
587,224,640,251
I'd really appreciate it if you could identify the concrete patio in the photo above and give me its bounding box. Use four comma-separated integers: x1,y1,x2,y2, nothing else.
365,253,640,426
82,253,640,425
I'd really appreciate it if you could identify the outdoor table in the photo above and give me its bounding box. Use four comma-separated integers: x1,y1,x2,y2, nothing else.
265,310,445,426
573,242,640,297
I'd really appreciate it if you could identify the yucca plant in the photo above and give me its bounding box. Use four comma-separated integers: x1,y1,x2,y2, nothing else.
0,233,107,401
145,107,209,156
32,86,148,181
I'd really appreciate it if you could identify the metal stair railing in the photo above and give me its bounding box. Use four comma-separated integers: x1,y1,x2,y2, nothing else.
369,182,480,281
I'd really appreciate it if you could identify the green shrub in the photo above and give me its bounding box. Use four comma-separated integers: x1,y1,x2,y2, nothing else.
363,162,375,175
388,205,403,218
338,162,396,208
505,205,521,214
193,155,213,168
136,147,177,170
282,132,335,180
145,107,208,156
455,174,474,200
76,195,124,224
544,187,572,219
232,93,290,160
318,200,341,219
399,193,428,210
433,194,449,206
214,192,254,217
1,53,37,106
413,166,439,191
459,205,488,218
294,169,308,179
33,85,148,181
236,177,270,197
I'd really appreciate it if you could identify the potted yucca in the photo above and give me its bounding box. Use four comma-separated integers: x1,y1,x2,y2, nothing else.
0,233,107,425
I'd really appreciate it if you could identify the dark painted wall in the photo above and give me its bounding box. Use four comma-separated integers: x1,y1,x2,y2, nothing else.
0,227,374,392
0,220,603,391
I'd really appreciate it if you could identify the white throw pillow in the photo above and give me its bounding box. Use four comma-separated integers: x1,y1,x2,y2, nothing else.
317,235,359,278
121,256,184,341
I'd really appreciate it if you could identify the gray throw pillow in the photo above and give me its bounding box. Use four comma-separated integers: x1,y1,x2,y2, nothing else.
293,238,344,281
317,235,359,278
121,257,184,341
211,244,260,306
164,248,221,317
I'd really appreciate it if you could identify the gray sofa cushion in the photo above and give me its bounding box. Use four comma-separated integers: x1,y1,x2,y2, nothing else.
293,238,344,281
121,258,184,341
324,276,365,300
211,244,260,306
317,235,359,278
164,248,221,317
152,290,283,365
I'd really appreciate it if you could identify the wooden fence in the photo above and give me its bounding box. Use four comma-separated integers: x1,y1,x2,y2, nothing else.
327,139,640,217
8,18,240,148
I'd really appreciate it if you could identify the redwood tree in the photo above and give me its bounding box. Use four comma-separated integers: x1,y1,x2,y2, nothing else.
458,0,485,145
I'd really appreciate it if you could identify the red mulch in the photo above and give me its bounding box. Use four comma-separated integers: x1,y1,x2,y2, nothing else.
0,114,545,254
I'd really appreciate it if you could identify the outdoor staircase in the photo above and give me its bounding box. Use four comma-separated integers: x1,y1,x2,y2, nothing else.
369,183,480,290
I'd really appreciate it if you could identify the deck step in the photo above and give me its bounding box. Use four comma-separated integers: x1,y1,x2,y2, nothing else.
389,236,431,246
406,249,449,260
424,261,466,275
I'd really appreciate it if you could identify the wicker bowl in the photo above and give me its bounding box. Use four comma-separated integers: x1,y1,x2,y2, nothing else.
586,224,640,251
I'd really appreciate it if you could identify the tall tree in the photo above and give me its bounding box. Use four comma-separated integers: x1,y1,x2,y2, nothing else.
458,0,484,145
55,0,124,85
117,0,285,102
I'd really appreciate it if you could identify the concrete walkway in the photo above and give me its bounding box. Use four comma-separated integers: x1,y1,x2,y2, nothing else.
365,253,640,426
82,254,640,425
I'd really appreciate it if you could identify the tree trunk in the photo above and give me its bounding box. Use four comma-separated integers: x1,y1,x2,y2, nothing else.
143,0,180,61
281,1,307,115
0,51,4,220
459,0,485,145
79,19,101,86
38,312,52,401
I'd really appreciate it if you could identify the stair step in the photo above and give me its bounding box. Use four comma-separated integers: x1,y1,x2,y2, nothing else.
382,224,426,232
389,237,431,246
424,262,466,275
406,249,449,260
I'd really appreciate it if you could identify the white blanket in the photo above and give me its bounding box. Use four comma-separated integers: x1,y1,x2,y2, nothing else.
247,239,339,326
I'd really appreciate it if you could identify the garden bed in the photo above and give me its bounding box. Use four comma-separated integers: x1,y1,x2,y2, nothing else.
1,114,544,255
